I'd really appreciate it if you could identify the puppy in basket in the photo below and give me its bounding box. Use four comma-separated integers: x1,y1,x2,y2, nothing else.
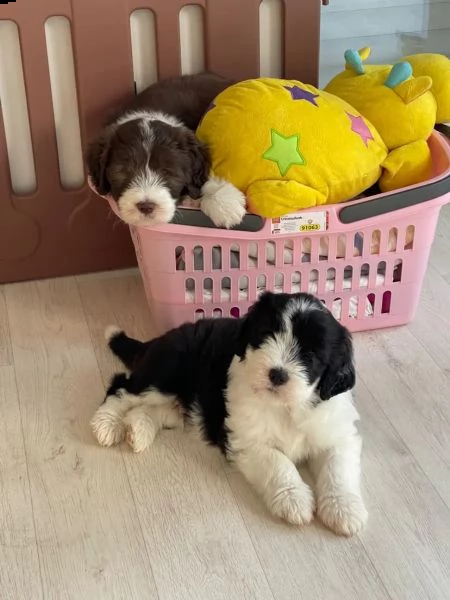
91,292,367,536
86,72,246,229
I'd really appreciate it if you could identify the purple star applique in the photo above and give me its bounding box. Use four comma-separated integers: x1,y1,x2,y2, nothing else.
284,85,319,106
347,113,374,146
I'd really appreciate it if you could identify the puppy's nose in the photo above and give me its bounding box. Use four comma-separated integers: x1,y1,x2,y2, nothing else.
268,367,289,387
136,200,156,216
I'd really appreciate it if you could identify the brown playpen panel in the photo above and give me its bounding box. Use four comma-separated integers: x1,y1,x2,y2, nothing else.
0,0,322,283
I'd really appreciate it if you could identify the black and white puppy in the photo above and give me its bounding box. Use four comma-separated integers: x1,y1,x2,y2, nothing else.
91,292,367,536
86,72,246,228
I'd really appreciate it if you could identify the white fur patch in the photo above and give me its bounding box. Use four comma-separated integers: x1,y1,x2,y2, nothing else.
224,300,365,535
104,324,122,342
200,176,246,228
115,110,183,129
91,388,182,452
118,169,176,226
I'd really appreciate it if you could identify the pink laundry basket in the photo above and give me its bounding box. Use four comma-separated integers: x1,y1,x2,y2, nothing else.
104,131,450,334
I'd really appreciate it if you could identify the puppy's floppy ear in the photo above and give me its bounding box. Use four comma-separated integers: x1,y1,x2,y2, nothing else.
317,324,355,400
235,292,286,358
85,125,115,196
235,313,251,359
182,134,211,199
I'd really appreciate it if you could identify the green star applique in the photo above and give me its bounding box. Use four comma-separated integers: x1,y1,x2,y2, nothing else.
262,129,306,176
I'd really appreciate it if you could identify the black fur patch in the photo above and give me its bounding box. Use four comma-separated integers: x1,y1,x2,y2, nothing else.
105,293,355,452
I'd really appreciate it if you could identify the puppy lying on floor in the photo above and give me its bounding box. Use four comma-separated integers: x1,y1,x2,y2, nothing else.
86,72,246,229
91,292,368,536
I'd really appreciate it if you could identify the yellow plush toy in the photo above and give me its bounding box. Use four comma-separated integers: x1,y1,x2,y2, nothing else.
196,78,387,218
325,47,437,192
401,53,450,124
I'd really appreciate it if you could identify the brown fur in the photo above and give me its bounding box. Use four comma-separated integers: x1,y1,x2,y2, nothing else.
86,72,231,202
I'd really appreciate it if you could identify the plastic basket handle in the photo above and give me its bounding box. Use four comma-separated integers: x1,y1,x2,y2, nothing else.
175,208,266,231
338,168,450,224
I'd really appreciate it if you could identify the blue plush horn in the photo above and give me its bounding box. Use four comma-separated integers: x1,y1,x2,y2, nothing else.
344,48,365,75
384,62,413,89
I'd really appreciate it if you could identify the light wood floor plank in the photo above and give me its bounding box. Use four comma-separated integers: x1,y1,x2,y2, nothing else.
429,204,450,277
408,265,450,372
226,470,390,600
354,328,450,508
355,379,450,600
77,273,276,600
0,287,12,366
5,278,159,600
0,364,43,600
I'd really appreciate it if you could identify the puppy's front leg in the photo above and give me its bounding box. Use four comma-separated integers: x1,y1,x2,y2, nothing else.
200,176,246,229
233,447,315,526
310,433,368,536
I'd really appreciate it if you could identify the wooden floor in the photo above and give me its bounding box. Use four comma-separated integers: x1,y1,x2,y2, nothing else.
1,208,450,600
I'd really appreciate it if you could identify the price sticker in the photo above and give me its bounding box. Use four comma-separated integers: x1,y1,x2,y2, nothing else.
271,210,328,235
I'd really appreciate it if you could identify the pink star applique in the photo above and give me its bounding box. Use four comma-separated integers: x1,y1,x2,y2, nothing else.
347,113,374,146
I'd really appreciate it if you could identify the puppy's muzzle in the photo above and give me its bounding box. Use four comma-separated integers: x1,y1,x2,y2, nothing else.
136,200,156,216
268,367,289,387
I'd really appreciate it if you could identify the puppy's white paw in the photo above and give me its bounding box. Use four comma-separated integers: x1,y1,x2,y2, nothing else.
269,484,316,526
123,407,157,453
200,176,246,229
91,401,126,447
104,324,122,342
318,493,368,536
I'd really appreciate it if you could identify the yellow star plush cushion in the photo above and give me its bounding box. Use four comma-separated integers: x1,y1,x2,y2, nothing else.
196,78,387,218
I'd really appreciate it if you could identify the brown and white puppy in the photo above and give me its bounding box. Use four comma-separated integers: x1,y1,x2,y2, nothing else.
86,72,246,228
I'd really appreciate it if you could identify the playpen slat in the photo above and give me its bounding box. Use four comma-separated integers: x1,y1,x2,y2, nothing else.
0,0,70,20
71,0,134,139
284,0,321,84
150,0,186,78
205,0,260,80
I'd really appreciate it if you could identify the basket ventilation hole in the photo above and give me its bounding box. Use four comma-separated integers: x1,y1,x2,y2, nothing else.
388,228,398,252
394,259,403,282
382,291,392,314
193,245,204,270
405,225,415,250
326,268,336,292
359,264,369,287
332,298,342,321
283,241,293,265
212,246,222,270
349,296,358,319
266,241,276,266
291,271,301,293
203,278,213,301
367,293,375,316
319,236,328,261
301,238,311,262
354,232,364,257
230,245,240,269
377,261,386,282
239,276,249,300
185,278,195,302
176,246,185,271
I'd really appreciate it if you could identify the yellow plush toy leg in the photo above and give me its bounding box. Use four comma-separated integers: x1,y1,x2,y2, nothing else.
246,180,326,218
379,139,433,192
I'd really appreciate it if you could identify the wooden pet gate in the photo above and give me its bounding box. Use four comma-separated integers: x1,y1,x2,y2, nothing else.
0,0,322,283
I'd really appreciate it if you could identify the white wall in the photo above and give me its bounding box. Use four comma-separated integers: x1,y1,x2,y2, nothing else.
319,0,450,87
